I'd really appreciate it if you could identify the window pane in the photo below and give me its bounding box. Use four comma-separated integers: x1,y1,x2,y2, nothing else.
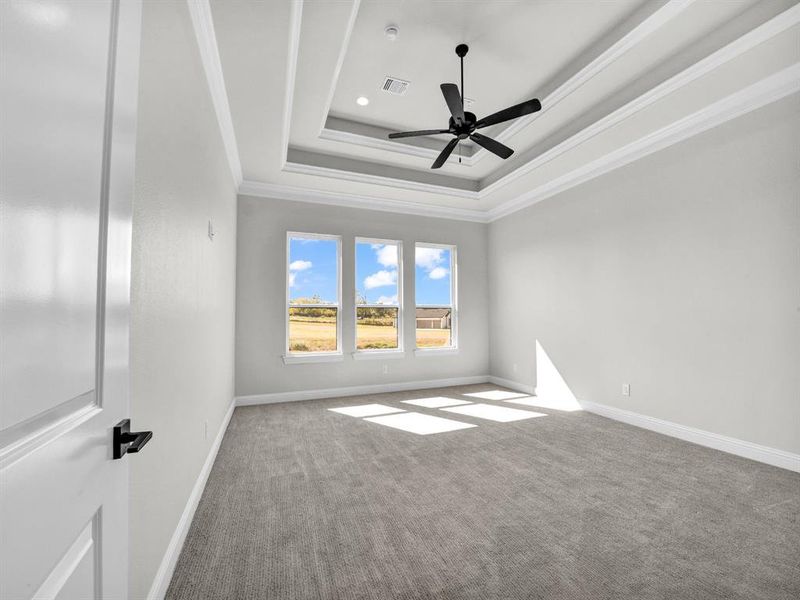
415,246,451,305
289,237,338,305
288,235,339,353
289,306,337,352
355,242,399,305
356,307,398,350
415,307,451,348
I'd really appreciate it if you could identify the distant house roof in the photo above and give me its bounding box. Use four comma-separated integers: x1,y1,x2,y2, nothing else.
416,308,450,318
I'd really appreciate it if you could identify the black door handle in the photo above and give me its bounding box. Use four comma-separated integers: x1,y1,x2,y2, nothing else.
113,419,153,459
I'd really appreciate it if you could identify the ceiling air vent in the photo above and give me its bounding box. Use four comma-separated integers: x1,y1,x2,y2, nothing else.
381,76,410,96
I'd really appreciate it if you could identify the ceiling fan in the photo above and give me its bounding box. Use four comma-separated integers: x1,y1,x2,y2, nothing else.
387,44,542,169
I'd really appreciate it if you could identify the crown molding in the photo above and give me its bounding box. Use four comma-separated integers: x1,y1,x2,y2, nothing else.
280,0,304,169
282,160,480,200
238,180,489,222
186,0,242,186
241,63,799,224
482,1,800,197
484,0,696,156
487,63,800,221
316,0,362,136
313,0,694,168
309,0,799,190
211,0,798,224
286,2,800,210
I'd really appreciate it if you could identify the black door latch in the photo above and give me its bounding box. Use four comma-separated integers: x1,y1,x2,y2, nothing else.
113,419,153,459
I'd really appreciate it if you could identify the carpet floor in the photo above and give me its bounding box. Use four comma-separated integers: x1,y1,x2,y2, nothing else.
166,384,800,599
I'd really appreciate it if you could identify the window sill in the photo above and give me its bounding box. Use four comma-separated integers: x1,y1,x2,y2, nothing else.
352,350,406,361
414,347,459,357
282,352,344,365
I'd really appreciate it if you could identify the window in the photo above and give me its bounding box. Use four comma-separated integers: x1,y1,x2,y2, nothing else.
355,239,402,352
286,232,341,356
415,243,456,349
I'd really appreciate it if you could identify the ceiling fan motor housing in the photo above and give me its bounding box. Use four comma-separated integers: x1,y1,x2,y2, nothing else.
449,112,477,139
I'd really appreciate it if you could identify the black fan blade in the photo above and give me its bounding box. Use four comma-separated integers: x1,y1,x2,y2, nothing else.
440,83,465,125
431,137,459,169
475,98,541,129
469,132,514,159
388,129,451,139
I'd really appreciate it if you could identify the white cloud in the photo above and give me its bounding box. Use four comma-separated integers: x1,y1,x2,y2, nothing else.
376,294,398,305
364,270,397,289
289,272,296,287
289,259,312,271
415,247,444,270
429,266,449,280
373,244,398,268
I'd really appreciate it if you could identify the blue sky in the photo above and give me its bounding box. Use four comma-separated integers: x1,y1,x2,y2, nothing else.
356,242,399,304
414,246,451,306
288,238,338,303
289,237,452,306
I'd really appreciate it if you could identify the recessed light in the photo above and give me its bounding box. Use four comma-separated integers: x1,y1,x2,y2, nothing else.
384,25,399,41
356,96,369,106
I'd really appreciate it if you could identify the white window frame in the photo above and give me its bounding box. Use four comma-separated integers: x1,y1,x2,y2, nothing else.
284,231,343,364
353,237,404,359
414,242,458,356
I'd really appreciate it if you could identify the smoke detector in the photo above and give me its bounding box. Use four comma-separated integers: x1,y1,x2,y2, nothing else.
384,25,399,41
381,76,409,96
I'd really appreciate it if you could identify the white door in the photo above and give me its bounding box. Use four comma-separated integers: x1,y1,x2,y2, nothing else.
1,1,142,598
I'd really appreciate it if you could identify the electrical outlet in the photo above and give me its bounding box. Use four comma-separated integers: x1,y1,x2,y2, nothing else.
207,220,215,241
204,420,208,440
382,364,389,375
622,383,631,397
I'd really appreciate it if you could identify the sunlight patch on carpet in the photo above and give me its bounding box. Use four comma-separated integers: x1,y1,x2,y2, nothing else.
329,404,404,417
364,412,477,435
442,403,546,423
463,390,530,401
402,397,472,408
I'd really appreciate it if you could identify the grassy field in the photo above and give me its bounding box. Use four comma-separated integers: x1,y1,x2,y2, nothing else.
288,318,450,351
415,328,451,348
356,322,398,350
289,319,336,352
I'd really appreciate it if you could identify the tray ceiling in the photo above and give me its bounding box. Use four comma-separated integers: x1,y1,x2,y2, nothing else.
205,0,800,220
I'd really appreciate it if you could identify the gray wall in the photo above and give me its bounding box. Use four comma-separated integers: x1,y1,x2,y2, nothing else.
488,96,800,455
130,2,237,598
235,197,489,397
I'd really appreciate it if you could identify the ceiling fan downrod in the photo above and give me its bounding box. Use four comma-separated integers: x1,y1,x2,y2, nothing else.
456,43,468,106
456,44,468,163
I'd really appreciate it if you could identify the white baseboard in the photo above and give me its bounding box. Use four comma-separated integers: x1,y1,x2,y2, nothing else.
487,375,535,395
236,375,491,406
579,400,800,473
146,398,237,600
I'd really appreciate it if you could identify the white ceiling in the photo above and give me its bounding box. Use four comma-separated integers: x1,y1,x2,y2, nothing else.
206,0,800,220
